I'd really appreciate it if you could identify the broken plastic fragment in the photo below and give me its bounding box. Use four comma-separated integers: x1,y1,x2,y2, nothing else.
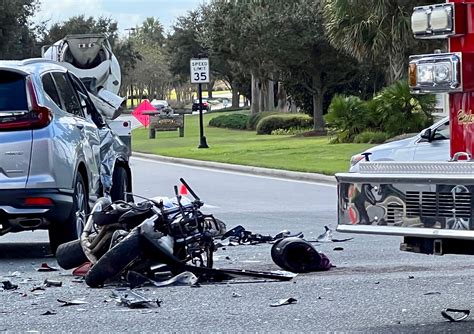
441,308,470,322
37,263,59,272
44,279,62,287
57,299,88,307
1,280,18,290
72,262,92,277
270,297,298,307
41,310,57,316
423,291,441,296
112,289,161,308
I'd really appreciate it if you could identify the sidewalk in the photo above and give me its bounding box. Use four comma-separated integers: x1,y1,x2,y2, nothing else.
132,152,337,185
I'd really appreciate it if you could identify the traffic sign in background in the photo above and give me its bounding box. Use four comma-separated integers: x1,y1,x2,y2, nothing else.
190,58,210,84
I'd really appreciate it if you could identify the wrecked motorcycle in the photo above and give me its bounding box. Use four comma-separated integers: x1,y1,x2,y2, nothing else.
81,179,225,287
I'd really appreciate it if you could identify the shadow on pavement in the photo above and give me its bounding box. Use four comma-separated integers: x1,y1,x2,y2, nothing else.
0,242,52,259
371,320,474,333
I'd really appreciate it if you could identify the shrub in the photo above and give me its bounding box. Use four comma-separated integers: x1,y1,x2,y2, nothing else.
353,131,389,144
271,127,312,135
372,80,436,136
256,114,312,135
208,113,249,130
247,111,280,130
325,95,373,143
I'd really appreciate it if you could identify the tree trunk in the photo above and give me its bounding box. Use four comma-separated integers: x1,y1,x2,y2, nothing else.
129,84,135,108
312,74,325,133
276,81,287,112
259,78,266,112
251,72,260,115
231,87,239,108
207,80,215,98
267,75,275,111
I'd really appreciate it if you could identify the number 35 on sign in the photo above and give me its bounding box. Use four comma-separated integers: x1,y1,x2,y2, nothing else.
190,58,210,84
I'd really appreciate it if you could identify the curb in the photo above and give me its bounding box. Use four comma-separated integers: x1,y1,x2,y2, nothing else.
132,152,337,185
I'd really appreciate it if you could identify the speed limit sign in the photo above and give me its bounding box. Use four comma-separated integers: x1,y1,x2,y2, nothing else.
190,58,210,84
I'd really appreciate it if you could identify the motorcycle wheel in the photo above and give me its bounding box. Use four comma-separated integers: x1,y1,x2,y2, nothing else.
56,239,88,270
85,231,142,288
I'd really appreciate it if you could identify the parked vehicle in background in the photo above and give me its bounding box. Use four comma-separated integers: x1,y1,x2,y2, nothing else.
192,98,211,112
349,116,450,172
151,99,173,115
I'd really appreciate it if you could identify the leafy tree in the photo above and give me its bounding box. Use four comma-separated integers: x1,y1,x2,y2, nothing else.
40,15,118,47
0,0,39,59
323,0,442,85
136,17,165,47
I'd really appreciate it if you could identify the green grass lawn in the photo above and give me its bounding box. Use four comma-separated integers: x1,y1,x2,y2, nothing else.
132,112,374,175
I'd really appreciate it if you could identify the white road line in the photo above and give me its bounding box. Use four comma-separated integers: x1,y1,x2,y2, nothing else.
131,156,336,188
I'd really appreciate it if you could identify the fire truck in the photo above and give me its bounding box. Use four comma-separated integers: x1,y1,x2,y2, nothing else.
336,1,474,256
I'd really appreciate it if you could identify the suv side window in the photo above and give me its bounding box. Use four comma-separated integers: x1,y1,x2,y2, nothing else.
52,72,83,117
41,73,62,108
433,121,450,140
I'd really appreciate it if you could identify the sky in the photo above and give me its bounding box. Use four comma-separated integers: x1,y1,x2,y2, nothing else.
33,0,206,35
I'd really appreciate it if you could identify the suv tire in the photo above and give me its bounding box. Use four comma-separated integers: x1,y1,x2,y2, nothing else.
49,173,88,254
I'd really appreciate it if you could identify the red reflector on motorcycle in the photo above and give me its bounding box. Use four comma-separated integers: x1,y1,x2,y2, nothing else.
24,197,53,206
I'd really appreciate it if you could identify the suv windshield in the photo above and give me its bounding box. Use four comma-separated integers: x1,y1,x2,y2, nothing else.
0,71,27,112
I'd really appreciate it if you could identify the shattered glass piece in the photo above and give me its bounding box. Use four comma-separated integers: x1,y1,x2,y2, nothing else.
270,297,298,307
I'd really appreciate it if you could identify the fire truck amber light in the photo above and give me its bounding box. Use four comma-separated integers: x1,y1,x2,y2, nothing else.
409,53,461,93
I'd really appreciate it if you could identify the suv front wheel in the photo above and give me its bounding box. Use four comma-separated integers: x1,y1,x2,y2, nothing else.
49,173,88,254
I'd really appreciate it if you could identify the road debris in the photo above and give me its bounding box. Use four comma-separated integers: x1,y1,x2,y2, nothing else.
72,262,91,277
232,292,242,298
44,279,63,287
423,291,441,296
126,271,199,288
271,237,331,273
314,226,353,243
57,299,88,307
37,263,59,272
270,297,298,307
41,310,57,316
1,280,18,290
112,289,162,309
441,308,470,322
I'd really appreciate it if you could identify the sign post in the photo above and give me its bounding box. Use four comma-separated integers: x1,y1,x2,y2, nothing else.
190,58,210,148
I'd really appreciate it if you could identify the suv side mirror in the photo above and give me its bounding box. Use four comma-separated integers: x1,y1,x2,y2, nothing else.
420,128,433,142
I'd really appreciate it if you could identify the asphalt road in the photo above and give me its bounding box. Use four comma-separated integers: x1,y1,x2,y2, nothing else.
2,157,474,332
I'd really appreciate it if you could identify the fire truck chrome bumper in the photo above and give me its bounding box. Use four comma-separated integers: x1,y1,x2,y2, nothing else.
337,225,474,240
336,164,474,237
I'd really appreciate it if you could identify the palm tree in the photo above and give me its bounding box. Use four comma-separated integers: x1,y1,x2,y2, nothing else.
323,0,414,85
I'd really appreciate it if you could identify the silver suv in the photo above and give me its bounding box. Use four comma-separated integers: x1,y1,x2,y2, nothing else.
0,59,131,252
